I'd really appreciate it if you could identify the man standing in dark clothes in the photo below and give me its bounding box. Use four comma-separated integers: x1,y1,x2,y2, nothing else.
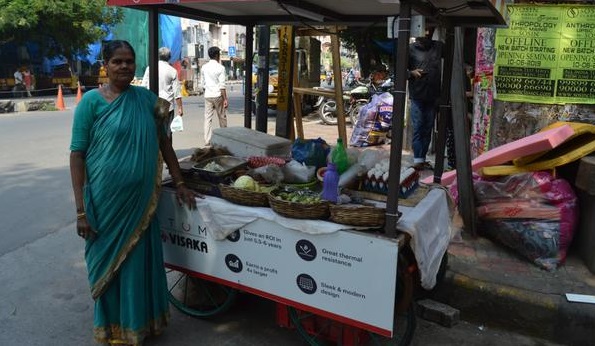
408,37,443,171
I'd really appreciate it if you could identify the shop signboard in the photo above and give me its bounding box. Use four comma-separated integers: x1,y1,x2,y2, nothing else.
495,5,595,104
158,190,399,337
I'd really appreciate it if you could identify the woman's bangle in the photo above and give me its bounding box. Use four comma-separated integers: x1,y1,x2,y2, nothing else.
176,181,185,187
77,212,86,220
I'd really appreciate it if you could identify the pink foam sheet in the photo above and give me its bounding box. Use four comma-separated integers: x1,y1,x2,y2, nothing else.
423,124,575,185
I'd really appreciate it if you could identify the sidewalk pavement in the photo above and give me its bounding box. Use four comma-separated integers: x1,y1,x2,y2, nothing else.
7,98,595,345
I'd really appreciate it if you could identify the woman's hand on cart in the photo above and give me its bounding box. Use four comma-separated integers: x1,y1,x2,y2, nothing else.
175,183,204,209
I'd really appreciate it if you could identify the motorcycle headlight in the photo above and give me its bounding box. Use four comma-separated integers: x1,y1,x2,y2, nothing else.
268,84,274,93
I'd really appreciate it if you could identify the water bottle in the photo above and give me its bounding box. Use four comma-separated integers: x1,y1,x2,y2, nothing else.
331,138,349,174
321,163,340,203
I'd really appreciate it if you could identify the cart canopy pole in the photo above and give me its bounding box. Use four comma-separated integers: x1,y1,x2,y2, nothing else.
148,8,159,96
451,27,478,235
244,24,254,128
432,28,454,182
384,0,412,237
255,25,270,133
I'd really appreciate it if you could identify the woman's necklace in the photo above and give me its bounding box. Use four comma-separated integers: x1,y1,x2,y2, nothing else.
102,84,121,102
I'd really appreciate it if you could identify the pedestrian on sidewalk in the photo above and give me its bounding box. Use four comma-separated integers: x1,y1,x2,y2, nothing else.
141,46,184,144
408,36,443,171
12,67,24,98
22,67,33,97
69,40,199,346
200,46,228,146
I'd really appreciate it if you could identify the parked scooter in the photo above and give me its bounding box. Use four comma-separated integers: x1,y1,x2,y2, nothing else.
318,80,373,126
318,76,393,126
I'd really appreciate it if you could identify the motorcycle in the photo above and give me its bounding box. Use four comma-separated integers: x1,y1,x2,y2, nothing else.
318,80,372,125
318,77,393,126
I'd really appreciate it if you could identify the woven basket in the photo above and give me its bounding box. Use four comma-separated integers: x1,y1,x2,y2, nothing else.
329,204,386,227
267,194,330,220
219,184,270,207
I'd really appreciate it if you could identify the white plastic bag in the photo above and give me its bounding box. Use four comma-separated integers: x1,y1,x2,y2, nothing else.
282,160,316,183
170,115,184,132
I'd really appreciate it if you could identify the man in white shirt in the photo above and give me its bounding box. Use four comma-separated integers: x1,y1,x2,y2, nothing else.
200,46,228,146
13,68,24,98
141,47,184,142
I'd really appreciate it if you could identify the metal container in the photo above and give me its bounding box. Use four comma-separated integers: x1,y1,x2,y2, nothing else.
192,155,248,183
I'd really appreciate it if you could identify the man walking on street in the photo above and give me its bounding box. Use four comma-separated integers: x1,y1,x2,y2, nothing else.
141,46,184,143
201,46,228,146
408,36,443,171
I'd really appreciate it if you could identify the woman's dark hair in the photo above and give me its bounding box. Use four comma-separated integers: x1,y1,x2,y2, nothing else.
102,40,136,62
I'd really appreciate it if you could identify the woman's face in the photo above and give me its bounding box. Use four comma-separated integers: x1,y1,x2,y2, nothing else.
106,47,135,86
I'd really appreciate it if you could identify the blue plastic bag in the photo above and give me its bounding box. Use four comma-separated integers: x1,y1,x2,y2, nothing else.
291,138,330,169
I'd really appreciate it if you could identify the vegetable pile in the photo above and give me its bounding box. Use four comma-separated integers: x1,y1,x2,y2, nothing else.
274,190,322,204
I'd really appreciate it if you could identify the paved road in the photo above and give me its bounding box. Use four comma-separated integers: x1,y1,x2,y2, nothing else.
0,91,560,345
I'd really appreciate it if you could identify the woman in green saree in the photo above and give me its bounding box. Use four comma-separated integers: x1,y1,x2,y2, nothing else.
70,40,198,345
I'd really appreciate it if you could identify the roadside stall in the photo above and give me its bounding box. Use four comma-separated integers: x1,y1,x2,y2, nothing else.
107,1,507,344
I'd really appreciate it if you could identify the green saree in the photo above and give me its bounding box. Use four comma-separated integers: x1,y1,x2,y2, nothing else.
70,86,169,345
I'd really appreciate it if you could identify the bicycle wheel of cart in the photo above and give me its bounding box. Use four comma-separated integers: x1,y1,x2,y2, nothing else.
365,302,416,346
365,252,417,346
287,303,415,346
166,268,238,318
288,306,364,346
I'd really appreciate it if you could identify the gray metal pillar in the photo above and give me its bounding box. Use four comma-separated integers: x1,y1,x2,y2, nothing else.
451,27,477,236
384,0,411,238
148,8,159,95
244,25,254,128
255,25,270,133
432,28,454,181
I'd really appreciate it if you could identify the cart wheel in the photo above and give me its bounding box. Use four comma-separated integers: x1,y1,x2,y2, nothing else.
365,303,416,346
287,303,415,346
287,307,347,346
365,251,417,346
166,268,238,318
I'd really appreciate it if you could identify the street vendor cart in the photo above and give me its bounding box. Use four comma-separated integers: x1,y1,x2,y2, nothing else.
158,179,451,345
107,0,507,344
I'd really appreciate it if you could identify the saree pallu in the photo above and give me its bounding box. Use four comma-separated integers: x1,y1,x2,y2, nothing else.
71,86,169,345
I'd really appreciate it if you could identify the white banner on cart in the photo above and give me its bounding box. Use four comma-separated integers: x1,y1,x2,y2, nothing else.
158,190,399,336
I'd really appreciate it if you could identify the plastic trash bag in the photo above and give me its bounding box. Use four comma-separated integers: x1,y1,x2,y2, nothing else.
472,171,578,270
170,115,184,132
349,92,393,147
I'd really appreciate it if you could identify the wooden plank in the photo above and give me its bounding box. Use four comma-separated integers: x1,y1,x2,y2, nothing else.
291,38,302,140
275,25,295,138
293,87,335,98
330,26,347,145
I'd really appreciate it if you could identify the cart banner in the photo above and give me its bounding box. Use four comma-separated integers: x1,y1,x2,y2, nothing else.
494,5,595,104
158,190,399,336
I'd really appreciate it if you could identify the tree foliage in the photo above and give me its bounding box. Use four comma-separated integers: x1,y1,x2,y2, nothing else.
0,0,122,58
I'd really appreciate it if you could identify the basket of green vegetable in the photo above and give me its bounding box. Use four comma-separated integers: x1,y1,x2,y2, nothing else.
219,175,275,207
268,188,330,219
